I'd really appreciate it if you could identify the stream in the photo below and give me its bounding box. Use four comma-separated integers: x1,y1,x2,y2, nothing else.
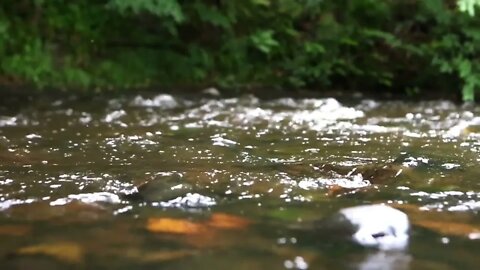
1,93,480,269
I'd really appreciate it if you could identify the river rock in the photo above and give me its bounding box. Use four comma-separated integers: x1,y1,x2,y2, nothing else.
123,174,194,202
314,163,405,184
155,193,216,208
320,204,410,250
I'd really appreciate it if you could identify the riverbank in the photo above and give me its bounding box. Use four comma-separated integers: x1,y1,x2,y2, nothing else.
0,82,463,106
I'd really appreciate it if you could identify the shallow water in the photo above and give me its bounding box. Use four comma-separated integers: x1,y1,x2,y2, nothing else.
1,93,480,269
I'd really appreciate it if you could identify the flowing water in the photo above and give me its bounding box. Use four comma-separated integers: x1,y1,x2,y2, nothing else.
1,93,480,269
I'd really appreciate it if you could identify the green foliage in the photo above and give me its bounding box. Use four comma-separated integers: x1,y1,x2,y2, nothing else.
0,0,480,100
250,30,279,55
2,38,54,88
108,0,184,22
458,0,480,16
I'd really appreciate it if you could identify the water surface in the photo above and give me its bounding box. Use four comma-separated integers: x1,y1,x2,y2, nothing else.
1,93,480,269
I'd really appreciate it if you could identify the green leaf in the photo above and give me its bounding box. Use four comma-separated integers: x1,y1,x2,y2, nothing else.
193,2,231,29
458,0,480,16
458,58,472,78
250,30,279,54
305,42,325,55
251,0,270,6
108,0,184,22
462,82,475,101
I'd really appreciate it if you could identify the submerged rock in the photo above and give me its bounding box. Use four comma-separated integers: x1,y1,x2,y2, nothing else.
307,152,463,186
314,163,405,185
130,94,178,109
2,201,109,223
154,193,216,208
318,204,410,250
123,174,193,202
50,192,121,205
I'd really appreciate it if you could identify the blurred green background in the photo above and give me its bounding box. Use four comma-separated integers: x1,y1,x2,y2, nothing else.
1,0,480,100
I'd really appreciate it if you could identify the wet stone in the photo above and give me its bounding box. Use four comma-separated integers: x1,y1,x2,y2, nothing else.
312,162,405,185
123,174,194,202
315,204,410,251
154,193,216,208
1,201,109,223
352,164,405,184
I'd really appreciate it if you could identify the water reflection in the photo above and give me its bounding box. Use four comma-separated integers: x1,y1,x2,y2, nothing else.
354,251,411,270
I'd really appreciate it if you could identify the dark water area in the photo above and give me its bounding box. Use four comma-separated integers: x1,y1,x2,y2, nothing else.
1,92,480,269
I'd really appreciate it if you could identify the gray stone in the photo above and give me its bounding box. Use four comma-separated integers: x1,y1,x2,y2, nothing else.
337,204,410,250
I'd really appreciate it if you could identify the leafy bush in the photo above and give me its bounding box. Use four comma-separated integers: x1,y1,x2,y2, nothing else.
0,0,480,100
